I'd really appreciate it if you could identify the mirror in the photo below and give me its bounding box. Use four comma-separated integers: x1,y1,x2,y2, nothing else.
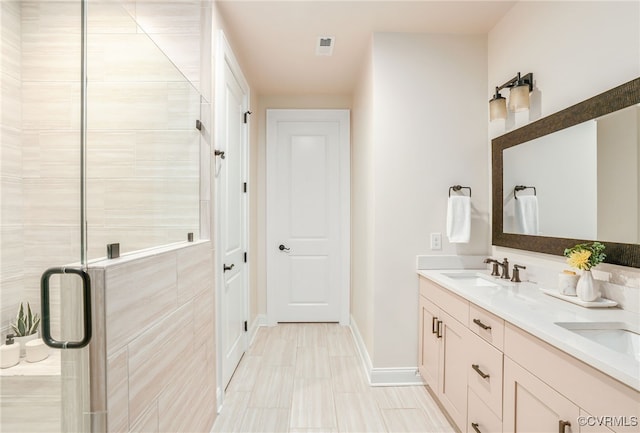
492,78,640,268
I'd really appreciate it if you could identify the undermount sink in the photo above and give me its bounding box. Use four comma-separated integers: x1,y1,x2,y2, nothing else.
555,322,640,362
441,272,501,287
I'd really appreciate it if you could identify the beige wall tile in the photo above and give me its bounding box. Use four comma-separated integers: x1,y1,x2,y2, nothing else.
22,132,81,180
87,3,138,35
178,242,212,302
0,2,21,81
22,179,79,225
21,34,80,82
129,401,158,433
105,253,178,354
1,177,22,226
0,126,21,179
127,301,193,422
1,73,21,129
107,349,129,433
22,82,81,130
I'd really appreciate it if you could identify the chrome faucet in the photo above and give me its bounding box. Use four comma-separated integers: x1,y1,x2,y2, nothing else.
483,258,501,277
496,258,510,279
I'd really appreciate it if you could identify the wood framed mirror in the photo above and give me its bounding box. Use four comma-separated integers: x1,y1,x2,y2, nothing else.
492,78,640,268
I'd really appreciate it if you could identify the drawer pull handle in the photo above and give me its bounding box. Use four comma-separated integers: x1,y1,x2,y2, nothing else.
431,316,438,334
473,318,492,330
558,420,571,433
472,364,490,379
471,423,482,433
436,320,443,338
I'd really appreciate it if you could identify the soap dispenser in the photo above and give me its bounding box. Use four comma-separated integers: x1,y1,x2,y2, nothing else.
1,334,20,369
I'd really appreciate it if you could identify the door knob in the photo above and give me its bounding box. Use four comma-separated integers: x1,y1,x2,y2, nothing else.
278,244,290,252
223,263,234,272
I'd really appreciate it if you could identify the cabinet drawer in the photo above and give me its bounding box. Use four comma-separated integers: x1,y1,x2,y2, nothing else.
468,387,502,433
419,276,469,325
468,333,503,419
469,304,505,351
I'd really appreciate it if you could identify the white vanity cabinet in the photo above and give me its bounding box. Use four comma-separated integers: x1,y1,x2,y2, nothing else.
419,277,471,431
503,355,579,433
418,274,640,433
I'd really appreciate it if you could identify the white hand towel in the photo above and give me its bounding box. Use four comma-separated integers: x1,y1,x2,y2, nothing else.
515,195,539,235
446,196,471,243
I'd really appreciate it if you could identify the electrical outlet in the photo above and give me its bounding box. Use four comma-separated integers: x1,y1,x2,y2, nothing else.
430,232,442,250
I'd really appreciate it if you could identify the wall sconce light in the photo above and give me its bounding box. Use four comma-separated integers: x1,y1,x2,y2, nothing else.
489,72,534,121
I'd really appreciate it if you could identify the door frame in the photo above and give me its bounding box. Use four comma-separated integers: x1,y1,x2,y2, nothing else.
265,109,350,326
214,30,250,408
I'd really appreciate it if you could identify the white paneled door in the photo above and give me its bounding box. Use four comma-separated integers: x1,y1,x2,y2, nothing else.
266,110,350,325
216,32,249,390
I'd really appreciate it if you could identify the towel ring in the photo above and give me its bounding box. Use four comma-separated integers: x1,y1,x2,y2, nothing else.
514,185,536,200
449,185,471,197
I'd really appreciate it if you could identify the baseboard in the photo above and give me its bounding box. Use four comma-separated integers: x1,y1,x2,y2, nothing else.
349,315,425,387
216,386,223,413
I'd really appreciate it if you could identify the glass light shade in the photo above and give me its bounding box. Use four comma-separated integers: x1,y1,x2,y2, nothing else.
489,96,507,121
509,84,530,112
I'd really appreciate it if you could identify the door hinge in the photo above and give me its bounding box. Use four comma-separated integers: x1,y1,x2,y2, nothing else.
243,111,252,124
243,182,247,193
244,252,247,263
244,321,248,332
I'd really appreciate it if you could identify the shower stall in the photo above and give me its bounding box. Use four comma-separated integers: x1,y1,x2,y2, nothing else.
0,0,213,431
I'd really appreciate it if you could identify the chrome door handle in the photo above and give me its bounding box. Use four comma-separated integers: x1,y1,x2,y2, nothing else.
278,244,290,252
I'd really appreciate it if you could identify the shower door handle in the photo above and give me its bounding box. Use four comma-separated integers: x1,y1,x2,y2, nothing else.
40,267,92,349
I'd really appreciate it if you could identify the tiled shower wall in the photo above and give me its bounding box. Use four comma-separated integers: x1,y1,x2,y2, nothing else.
0,1,24,332
91,242,216,432
1,1,206,334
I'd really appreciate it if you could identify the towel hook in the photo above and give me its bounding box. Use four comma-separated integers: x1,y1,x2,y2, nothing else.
514,185,536,200
449,185,471,197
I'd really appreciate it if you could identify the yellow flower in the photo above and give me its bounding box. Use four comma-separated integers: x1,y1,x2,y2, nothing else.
567,250,592,270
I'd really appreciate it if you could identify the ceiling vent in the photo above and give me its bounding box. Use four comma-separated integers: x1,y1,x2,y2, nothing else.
316,36,335,56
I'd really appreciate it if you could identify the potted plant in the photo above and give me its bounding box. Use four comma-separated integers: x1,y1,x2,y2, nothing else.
11,302,40,357
563,242,606,302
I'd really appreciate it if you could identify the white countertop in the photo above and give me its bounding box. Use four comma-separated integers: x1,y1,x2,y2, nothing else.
417,269,640,392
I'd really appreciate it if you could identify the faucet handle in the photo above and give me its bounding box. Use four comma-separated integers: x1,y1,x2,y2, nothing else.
484,258,500,276
511,264,526,283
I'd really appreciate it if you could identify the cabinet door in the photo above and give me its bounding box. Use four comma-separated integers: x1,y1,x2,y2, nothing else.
504,357,579,433
438,310,470,431
419,295,439,390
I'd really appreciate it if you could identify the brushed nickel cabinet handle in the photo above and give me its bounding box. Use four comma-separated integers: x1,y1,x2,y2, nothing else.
472,364,490,379
473,318,492,330
559,420,571,433
431,316,438,334
436,320,443,338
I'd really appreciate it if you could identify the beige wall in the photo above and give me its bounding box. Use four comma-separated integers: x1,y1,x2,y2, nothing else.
488,1,640,289
367,33,488,368
350,37,375,358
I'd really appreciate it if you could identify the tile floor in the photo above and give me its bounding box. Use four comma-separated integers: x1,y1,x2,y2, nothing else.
212,323,455,433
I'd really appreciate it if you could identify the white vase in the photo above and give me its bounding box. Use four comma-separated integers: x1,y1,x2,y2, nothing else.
576,270,599,302
14,333,38,357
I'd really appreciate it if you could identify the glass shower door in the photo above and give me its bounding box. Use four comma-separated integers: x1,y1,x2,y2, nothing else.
0,0,93,431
